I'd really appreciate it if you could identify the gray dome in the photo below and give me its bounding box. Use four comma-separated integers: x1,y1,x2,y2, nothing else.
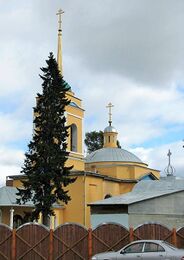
104,125,117,133
85,147,143,164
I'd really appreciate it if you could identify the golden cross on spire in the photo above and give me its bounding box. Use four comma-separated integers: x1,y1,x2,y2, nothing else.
56,9,64,31
106,102,114,126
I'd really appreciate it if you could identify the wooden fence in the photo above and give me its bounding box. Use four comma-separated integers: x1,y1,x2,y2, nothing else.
0,222,184,259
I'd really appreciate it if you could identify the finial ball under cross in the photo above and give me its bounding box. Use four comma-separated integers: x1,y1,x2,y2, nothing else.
106,102,114,126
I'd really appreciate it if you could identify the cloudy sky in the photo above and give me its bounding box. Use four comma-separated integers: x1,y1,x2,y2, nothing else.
0,0,184,185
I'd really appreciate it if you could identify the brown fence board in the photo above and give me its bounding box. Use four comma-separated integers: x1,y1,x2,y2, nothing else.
92,223,129,256
53,223,88,260
177,227,184,249
0,224,12,260
134,223,172,243
16,223,50,260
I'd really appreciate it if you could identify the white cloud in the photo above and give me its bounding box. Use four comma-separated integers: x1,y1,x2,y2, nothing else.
0,147,24,186
0,113,32,144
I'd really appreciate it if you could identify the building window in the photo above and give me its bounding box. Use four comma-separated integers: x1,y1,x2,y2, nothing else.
13,215,23,228
104,194,112,199
70,124,77,152
108,136,110,143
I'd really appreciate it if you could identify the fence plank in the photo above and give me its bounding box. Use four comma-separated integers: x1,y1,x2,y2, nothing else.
92,223,129,256
0,224,12,260
134,223,172,243
176,227,184,249
53,223,88,260
16,223,50,260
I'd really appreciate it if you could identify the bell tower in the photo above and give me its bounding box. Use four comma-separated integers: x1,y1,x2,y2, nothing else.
56,9,84,170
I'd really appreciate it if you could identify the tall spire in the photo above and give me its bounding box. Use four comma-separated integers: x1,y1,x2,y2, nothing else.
56,9,64,75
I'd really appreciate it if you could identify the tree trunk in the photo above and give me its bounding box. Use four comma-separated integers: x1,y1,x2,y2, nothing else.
42,213,49,227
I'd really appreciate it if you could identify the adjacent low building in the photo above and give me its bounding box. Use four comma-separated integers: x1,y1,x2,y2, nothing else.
90,178,184,229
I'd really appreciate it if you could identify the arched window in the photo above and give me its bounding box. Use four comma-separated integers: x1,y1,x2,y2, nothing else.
104,194,112,199
13,215,23,228
70,124,77,152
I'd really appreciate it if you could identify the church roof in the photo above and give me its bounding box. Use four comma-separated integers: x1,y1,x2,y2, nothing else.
0,186,34,207
85,147,143,164
90,179,184,206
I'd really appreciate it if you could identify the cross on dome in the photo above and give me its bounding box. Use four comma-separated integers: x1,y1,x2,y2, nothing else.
106,102,114,126
56,9,64,31
164,149,175,176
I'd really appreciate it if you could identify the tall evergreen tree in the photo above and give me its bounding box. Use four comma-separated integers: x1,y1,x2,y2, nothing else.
17,52,75,226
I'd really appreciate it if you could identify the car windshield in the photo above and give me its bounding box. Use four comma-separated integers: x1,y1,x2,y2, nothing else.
162,241,178,250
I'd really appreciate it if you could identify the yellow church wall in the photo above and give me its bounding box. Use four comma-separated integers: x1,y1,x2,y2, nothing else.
12,179,23,187
65,157,84,171
62,175,104,227
116,165,135,179
134,166,160,179
85,161,159,181
119,182,135,194
50,208,64,228
67,106,84,118
60,174,125,227
95,166,118,178
1,208,10,225
85,177,103,227
62,176,85,225
102,180,120,197
104,132,118,148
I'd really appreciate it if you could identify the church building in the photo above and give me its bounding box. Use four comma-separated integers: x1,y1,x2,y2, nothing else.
2,10,160,229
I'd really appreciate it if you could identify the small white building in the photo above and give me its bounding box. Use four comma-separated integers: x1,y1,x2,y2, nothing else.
90,178,184,229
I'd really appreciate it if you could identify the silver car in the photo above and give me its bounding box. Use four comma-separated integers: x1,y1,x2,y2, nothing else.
92,240,184,260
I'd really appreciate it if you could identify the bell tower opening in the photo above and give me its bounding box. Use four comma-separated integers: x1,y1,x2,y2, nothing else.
70,124,78,152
